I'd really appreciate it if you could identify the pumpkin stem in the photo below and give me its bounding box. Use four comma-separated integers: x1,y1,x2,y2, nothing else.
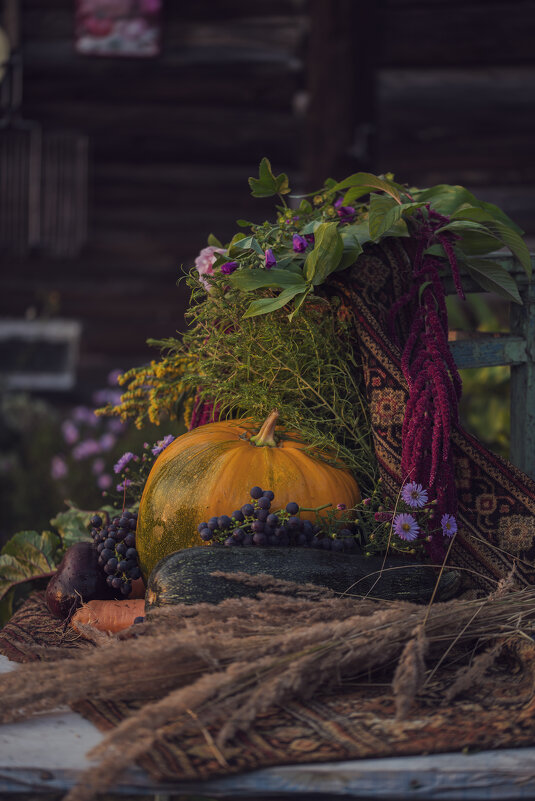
250,409,280,447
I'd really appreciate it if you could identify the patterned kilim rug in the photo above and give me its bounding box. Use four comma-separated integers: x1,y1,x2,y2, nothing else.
2,242,535,783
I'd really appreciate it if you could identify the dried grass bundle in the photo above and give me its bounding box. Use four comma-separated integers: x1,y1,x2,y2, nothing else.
2,576,535,801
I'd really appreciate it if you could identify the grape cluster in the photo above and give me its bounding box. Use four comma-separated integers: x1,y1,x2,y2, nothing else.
197,486,357,552
89,511,141,597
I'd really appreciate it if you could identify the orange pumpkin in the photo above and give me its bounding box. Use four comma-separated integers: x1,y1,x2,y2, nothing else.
136,410,360,580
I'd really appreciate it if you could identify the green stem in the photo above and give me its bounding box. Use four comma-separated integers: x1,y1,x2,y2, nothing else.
250,409,280,447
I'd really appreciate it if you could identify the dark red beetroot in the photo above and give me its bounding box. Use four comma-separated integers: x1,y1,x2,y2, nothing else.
45,541,115,619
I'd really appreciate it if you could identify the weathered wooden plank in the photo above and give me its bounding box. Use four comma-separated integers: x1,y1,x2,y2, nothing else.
380,2,535,66
449,335,526,369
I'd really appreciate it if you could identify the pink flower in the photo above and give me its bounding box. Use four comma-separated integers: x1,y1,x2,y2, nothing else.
194,245,225,290
51,455,68,480
61,420,79,445
98,474,112,490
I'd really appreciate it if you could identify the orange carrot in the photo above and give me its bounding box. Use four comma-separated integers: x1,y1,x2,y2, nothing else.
71,599,145,635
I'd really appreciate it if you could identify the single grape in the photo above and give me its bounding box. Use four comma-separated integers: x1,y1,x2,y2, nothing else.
197,521,208,533
119,516,130,528
107,557,118,571
256,508,269,522
97,542,105,553
103,563,116,575
231,510,245,522
252,520,264,533
101,548,114,561
250,486,263,499
124,533,135,548
200,530,213,542
242,533,254,547
90,528,99,539
274,526,286,537
116,542,127,555
266,513,279,527
128,566,141,580
207,517,219,530
106,575,114,586
218,515,232,530
286,502,299,515
241,503,255,517
224,537,237,546
104,537,116,549
302,520,314,535
98,555,105,566
129,518,137,530
118,560,128,572
121,581,131,596
263,490,275,501
112,517,121,526
111,576,122,589
253,532,266,546
287,516,301,529
90,514,102,528
257,496,271,510
264,525,274,538
232,528,245,542
124,559,137,572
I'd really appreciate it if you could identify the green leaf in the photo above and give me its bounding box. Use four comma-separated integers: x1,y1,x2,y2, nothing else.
242,285,306,318
342,220,374,247
329,172,402,203
236,219,256,228
303,222,344,285
338,230,364,270
373,201,427,239
481,220,532,279
248,157,291,198
368,194,398,240
230,268,306,292
463,258,523,304
440,219,532,278
411,185,524,233
287,289,311,321
50,505,92,549
228,235,264,257
207,232,223,248
456,230,503,256
297,198,313,215
0,530,61,603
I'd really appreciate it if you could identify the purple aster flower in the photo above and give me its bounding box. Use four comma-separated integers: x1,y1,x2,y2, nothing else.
99,433,116,452
61,419,79,445
92,457,105,475
72,438,101,460
72,406,98,426
220,261,238,275
116,478,132,492
151,434,175,456
265,248,276,269
98,473,112,490
292,234,308,253
401,482,429,509
334,196,355,222
92,388,122,406
113,451,135,474
107,368,123,387
393,513,420,541
441,514,458,537
337,503,347,511
50,455,68,480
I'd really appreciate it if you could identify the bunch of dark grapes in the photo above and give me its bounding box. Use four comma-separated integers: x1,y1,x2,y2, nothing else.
89,511,141,597
197,486,358,552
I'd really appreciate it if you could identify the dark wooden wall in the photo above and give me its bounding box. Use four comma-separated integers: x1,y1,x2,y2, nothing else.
2,0,535,399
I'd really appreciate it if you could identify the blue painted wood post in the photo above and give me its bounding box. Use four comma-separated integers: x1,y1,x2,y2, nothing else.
510,278,535,480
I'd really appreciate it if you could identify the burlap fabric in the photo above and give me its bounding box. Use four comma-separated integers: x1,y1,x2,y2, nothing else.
2,242,535,782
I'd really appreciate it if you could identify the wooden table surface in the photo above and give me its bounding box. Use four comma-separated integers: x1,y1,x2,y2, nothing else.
2,654,535,799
